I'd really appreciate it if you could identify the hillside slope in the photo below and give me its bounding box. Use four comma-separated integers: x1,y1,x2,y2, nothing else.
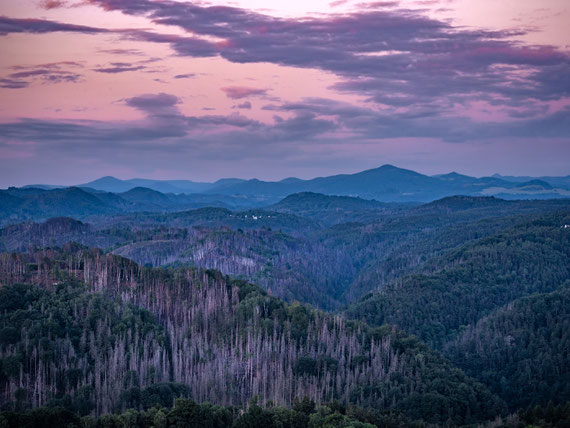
345,210,570,348
444,286,570,410
0,247,503,424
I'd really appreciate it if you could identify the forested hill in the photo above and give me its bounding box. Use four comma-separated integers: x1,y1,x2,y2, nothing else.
1,197,568,311
267,192,399,226
342,210,570,414
0,246,503,424
444,286,570,410
0,187,260,226
345,210,570,349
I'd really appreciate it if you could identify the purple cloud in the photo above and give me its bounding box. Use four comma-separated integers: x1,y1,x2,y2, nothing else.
1,62,83,88
38,0,67,9
0,91,332,150
93,65,146,73
125,92,180,111
82,0,569,116
0,89,569,186
0,78,28,89
221,86,267,99
235,101,252,109
355,1,401,9
329,0,349,7
0,16,107,35
11,61,83,70
98,48,145,56
3,4,568,118
0,0,568,174
127,30,218,57
174,73,196,79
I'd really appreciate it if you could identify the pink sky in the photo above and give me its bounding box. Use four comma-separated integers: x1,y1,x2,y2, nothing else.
0,0,569,185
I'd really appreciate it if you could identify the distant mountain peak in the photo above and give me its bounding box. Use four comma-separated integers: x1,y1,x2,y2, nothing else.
91,176,121,182
375,164,424,174
122,186,164,195
515,179,552,189
437,171,466,178
273,192,385,210
433,171,475,182
419,195,503,211
64,186,91,194
279,177,302,184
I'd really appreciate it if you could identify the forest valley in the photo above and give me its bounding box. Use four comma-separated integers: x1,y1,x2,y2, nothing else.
0,192,568,427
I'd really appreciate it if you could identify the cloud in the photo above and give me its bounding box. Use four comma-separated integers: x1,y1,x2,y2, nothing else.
93,65,146,73
11,69,63,78
98,48,145,56
221,86,267,99
127,30,218,58
355,1,400,9
329,0,350,7
262,96,570,142
1,62,83,88
92,57,166,74
0,0,568,166
235,101,252,109
174,73,196,79
3,4,568,119
125,92,180,112
0,78,28,89
0,16,108,35
81,0,569,119
11,61,83,69
123,93,188,133
271,111,337,140
0,92,334,154
38,0,67,9
0,95,190,146
1,91,569,186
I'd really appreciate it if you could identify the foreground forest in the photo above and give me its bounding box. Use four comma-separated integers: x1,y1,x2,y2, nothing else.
0,250,503,423
0,192,568,426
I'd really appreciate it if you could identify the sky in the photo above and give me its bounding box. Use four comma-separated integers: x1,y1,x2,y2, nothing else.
0,0,569,186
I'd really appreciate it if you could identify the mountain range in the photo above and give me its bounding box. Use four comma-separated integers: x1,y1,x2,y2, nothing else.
2,165,568,227
16,165,570,202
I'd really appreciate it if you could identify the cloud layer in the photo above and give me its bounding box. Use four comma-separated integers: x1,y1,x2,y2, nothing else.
0,1,569,183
